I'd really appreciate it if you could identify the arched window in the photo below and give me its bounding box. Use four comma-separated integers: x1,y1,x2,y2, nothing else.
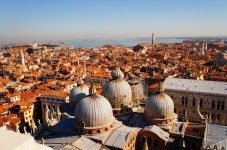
193,98,195,106
217,101,221,110
211,114,215,120
97,130,101,133
182,97,185,105
217,114,220,122
212,100,215,109
88,131,92,134
221,101,225,110
142,136,146,143
148,137,152,147
213,145,218,150
183,109,186,116
154,139,158,148
81,121,85,128
200,99,203,107
185,97,188,105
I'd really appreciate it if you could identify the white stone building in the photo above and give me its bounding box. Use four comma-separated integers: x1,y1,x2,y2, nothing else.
164,78,227,125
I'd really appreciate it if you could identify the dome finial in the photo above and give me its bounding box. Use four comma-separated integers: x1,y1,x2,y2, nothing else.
77,78,84,85
128,71,135,79
89,82,97,95
111,67,124,79
158,82,164,93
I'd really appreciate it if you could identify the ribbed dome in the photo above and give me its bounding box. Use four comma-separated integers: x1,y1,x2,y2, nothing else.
127,74,144,104
145,92,174,120
75,94,115,129
102,68,133,110
69,84,89,108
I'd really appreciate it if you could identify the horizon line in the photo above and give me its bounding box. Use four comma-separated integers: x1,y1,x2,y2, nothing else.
1,35,227,45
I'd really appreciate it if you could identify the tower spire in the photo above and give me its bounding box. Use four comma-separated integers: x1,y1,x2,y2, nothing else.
152,33,155,45
20,49,25,65
200,41,205,55
84,58,86,78
205,41,207,50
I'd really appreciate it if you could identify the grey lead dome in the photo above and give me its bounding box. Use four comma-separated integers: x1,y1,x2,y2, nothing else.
127,72,144,106
145,92,174,120
102,68,133,110
69,80,89,108
75,94,115,129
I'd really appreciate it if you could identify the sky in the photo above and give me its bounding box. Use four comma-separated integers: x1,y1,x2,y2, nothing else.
0,0,227,42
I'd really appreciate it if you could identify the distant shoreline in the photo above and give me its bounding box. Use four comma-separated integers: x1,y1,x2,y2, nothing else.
1,36,227,49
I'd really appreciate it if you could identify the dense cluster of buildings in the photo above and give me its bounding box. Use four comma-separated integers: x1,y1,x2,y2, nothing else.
0,37,227,150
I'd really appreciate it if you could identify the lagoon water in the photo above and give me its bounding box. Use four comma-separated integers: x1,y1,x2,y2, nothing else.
2,37,226,48
65,37,185,48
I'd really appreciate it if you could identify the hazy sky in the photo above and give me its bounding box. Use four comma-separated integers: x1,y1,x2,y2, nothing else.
1,0,227,42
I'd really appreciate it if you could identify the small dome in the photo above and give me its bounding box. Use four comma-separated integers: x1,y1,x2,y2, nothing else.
127,74,144,106
75,93,115,129
145,91,174,121
102,68,132,113
69,81,89,108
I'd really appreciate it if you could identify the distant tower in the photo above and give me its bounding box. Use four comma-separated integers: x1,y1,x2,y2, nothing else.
20,49,25,65
205,41,207,50
152,33,155,45
200,42,205,55
83,59,87,78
